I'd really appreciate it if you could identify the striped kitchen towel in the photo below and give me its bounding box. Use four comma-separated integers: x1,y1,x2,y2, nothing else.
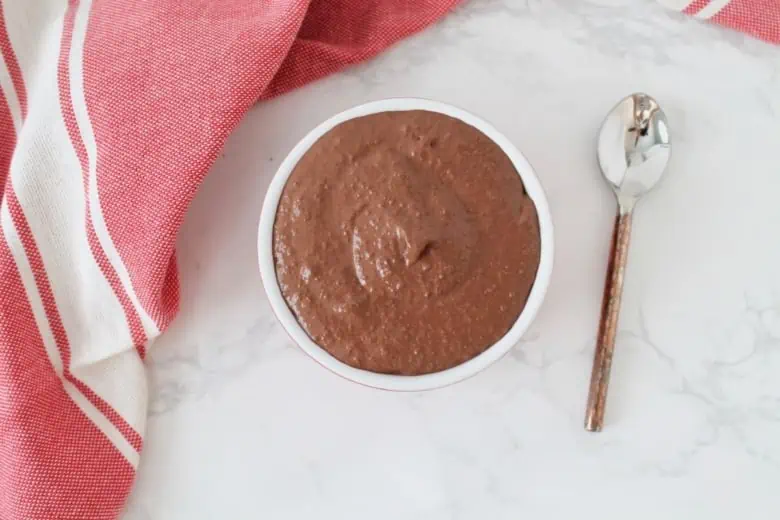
0,1,459,519
659,0,780,43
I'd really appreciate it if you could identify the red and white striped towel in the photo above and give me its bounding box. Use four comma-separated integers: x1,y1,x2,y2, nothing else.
0,1,460,518
659,0,780,43
0,1,776,519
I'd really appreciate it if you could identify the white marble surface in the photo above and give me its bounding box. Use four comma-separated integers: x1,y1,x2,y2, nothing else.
124,1,780,518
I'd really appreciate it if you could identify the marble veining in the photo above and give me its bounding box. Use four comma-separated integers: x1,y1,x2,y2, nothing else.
125,1,780,518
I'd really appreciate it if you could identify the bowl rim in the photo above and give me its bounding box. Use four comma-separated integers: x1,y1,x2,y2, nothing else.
258,97,554,391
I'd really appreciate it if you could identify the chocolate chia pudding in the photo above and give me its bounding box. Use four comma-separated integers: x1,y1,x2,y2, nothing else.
273,110,541,375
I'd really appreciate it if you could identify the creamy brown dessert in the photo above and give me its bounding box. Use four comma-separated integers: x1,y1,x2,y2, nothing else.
273,110,540,375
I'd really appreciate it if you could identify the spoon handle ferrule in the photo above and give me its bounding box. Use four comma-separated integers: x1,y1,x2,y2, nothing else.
584,209,633,432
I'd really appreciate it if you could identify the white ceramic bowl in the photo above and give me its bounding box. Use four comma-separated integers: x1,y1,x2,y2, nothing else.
258,98,553,391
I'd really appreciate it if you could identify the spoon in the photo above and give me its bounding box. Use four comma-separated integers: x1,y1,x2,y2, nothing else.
584,93,671,432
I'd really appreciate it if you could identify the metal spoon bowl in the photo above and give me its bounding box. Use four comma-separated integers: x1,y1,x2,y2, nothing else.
584,93,671,432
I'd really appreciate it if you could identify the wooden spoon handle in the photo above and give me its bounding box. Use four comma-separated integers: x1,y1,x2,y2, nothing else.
584,209,633,432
